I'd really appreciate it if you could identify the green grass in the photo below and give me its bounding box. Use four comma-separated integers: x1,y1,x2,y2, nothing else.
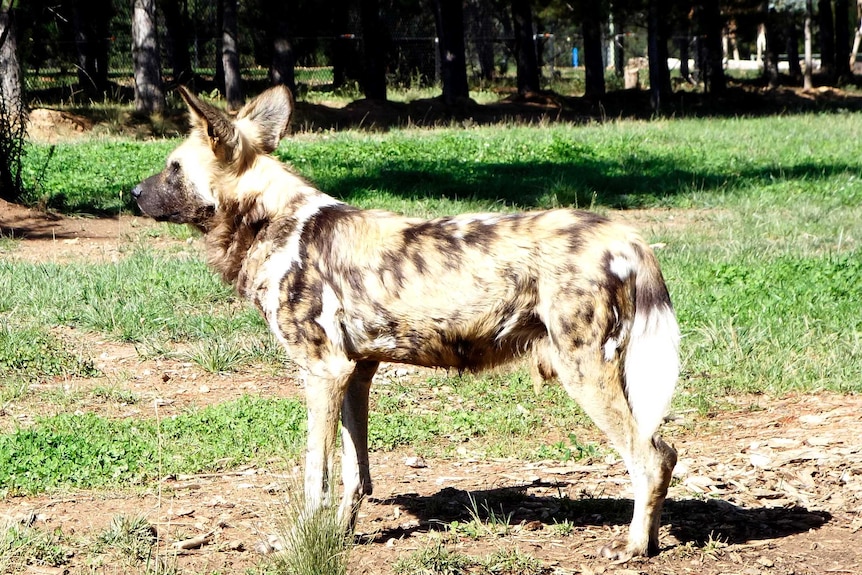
369,372,597,460
268,494,352,575
20,139,176,214
4,113,861,494
0,520,70,572
0,234,19,253
393,540,546,575
90,384,141,405
0,320,99,382
277,115,862,215
21,113,862,215
672,252,862,406
95,514,157,564
393,540,474,575
0,375,595,496
0,319,100,405
0,249,271,349
0,396,305,495
0,246,283,375
454,493,515,539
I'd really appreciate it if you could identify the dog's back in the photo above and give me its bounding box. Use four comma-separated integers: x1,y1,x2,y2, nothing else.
252,204,672,376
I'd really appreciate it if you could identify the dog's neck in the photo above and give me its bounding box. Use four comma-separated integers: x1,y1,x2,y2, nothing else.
204,206,267,289
203,160,332,294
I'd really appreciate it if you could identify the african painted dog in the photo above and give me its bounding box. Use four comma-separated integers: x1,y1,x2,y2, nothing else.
132,86,680,561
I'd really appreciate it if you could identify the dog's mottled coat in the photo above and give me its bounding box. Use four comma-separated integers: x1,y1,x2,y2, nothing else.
132,86,680,561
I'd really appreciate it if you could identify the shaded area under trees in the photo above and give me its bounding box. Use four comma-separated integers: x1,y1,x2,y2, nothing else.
8,0,862,117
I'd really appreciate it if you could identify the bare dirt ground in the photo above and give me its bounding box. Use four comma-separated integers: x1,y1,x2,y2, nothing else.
2,199,861,575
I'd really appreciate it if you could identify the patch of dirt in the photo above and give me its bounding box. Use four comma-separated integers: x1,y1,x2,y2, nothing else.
0,198,166,263
2,207,861,575
27,109,94,144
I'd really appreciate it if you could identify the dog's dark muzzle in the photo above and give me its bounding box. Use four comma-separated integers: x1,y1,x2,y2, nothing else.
131,173,170,217
132,173,214,229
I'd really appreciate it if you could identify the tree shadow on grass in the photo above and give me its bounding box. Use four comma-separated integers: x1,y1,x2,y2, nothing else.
291,83,862,133
367,484,830,551
319,155,860,211
21,152,858,222
52,151,857,220
25,104,861,218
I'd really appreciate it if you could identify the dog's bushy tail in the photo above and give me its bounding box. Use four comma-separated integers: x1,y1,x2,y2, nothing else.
624,245,680,441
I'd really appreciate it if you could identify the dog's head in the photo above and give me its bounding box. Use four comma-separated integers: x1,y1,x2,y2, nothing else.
132,86,295,230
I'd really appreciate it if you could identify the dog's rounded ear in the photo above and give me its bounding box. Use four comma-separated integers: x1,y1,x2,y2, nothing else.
177,86,241,161
236,85,295,154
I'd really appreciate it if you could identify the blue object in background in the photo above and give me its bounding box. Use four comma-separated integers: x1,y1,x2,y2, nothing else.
572,47,579,67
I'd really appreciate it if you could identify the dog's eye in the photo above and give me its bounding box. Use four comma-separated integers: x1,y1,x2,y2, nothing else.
170,161,181,172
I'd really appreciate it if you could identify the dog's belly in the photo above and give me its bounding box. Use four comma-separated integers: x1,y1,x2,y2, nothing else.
344,313,547,371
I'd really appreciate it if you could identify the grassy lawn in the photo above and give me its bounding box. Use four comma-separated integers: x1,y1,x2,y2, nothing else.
4,113,861,495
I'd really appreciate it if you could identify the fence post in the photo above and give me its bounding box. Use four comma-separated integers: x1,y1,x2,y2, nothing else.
434,37,440,85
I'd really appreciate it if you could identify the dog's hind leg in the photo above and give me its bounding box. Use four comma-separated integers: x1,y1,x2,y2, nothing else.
338,360,379,529
530,337,557,394
553,345,676,560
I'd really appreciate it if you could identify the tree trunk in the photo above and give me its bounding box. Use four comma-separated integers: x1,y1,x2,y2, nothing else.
804,0,813,89
0,1,27,202
647,0,671,110
434,0,470,104
466,0,495,82
581,1,605,98
786,16,803,80
700,0,725,95
679,36,692,82
332,0,361,88
0,2,21,113
762,5,780,88
611,10,626,77
498,8,514,77
132,0,165,114
512,0,540,94
852,0,862,67
160,0,195,86
71,0,112,98
221,0,242,111
270,12,296,93
835,0,851,79
818,0,836,81
359,0,387,100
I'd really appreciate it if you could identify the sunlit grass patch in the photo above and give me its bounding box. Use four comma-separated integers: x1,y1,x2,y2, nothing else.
0,320,99,382
393,538,547,575
267,494,352,575
369,371,595,459
95,514,158,564
0,519,70,572
0,396,305,495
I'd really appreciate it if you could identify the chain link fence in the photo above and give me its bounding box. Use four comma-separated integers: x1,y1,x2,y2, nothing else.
25,36,586,95
21,0,597,97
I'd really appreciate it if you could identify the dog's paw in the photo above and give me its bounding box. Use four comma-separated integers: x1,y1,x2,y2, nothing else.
598,540,639,563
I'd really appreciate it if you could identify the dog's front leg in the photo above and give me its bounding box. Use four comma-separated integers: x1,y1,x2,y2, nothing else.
338,360,379,529
303,355,357,513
